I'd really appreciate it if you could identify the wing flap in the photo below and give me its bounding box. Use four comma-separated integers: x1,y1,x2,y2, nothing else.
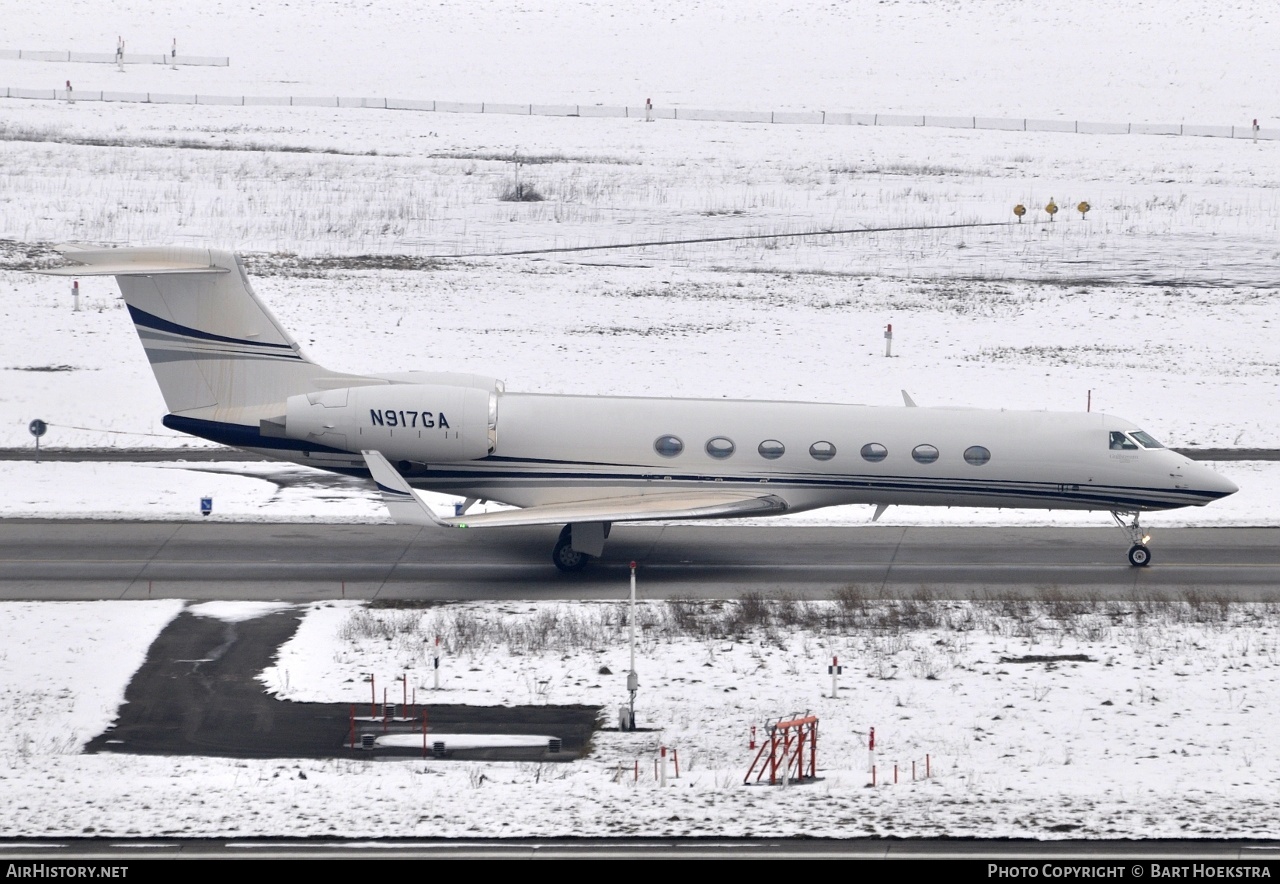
361,450,788,528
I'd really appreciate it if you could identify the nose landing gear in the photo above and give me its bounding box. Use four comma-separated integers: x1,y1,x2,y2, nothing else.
1113,511,1152,567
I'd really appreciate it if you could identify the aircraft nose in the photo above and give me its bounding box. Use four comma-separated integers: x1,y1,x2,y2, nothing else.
1193,464,1238,499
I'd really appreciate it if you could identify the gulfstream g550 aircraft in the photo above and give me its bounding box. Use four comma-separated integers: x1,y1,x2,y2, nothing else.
44,245,1237,571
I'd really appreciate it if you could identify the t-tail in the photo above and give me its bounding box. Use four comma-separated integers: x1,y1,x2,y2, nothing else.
43,245,364,460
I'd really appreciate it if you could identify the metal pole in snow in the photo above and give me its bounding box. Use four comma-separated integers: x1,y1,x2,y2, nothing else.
72,279,80,312
627,561,639,729
884,323,893,357
869,726,876,773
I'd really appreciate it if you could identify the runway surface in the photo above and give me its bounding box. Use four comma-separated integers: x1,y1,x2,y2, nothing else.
1,521,1276,601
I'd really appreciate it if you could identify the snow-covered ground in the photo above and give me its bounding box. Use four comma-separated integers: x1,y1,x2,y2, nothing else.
2,0,1278,842
5,596,1280,840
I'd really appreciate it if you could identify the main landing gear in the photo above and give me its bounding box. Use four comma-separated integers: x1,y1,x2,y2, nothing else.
1112,511,1152,567
552,525,590,573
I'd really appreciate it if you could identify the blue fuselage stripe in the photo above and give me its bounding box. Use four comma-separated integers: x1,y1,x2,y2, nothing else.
165,416,1221,512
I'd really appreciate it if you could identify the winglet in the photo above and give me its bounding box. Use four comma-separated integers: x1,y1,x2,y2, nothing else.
871,503,890,522
361,450,454,528
901,390,917,407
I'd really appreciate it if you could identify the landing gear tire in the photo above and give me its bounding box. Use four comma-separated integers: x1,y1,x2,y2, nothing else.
1127,544,1152,568
552,528,590,573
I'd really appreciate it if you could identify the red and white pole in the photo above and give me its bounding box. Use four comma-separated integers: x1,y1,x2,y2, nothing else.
869,726,876,773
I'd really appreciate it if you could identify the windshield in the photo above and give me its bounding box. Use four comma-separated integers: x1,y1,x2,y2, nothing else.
1130,430,1165,449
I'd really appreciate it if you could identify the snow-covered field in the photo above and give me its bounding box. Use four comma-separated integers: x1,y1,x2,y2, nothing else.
2,0,1279,842
5,596,1280,840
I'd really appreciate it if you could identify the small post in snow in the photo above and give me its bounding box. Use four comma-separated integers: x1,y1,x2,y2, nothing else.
828,655,843,698
1253,118,1260,144
171,38,178,70
627,561,640,730
28,419,47,464
65,80,74,105
868,726,876,773
72,279,80,311
432,635,440,689
884,323,893,358
116,36,125,72
645,98,653,123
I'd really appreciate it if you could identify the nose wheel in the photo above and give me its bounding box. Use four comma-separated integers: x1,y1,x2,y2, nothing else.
1113,511,1152,567
1127,544,1152,567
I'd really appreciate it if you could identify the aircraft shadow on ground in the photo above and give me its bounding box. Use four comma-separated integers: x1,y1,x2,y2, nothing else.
85,610,599,761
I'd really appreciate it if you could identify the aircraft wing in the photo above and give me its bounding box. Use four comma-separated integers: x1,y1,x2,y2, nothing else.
361,450,788,528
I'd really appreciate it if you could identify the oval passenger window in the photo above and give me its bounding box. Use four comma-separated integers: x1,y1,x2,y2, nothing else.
758,440,785,460
912,444,939,464
809,441,836,461
706,437,736,459
654,435,684,457
860,443,888,463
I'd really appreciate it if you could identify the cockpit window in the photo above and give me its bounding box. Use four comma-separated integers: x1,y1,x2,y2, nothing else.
1109,431,1139,451
1130,430,1165,449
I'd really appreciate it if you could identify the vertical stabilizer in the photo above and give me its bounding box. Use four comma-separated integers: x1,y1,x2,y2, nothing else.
43,246,351,422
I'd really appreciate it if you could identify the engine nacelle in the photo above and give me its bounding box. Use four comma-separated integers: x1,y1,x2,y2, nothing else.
284,383,497,462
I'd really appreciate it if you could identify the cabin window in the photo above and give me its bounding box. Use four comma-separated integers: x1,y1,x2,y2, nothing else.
809,441,837,461
912,444,939,464
860,443,888,463
1109,431,1139,451
706,436,736,459
758,440,785,460
1131,430,1165,449
654,435,684,457
964,445,991,466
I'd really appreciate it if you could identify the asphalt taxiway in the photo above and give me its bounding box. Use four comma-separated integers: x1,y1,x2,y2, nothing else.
1,521,1276,601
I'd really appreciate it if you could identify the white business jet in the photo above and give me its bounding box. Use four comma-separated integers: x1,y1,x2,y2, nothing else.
44,245,1237,571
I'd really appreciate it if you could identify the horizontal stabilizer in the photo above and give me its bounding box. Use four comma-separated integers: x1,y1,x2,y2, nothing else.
39,245,227,276
361,450,788,529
